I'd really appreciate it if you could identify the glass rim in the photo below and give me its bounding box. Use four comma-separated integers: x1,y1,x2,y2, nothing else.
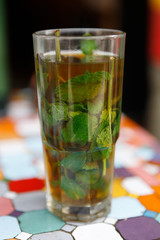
33,28,126,40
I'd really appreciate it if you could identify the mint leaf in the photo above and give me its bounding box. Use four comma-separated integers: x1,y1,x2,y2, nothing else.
61,176,86,200
87,149,102,162
88,100,103,115
62,113,98,145
68,111,81,118
69,103,87,112
55,71,109,102
97,126,112,146
80,33,97,55
43,101,68,127
101,146,112,159
76,168,99,186
60,151,86,172
112,110,121,136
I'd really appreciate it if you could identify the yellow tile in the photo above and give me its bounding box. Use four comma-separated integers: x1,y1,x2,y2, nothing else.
128,193,139,198
112,179,128,197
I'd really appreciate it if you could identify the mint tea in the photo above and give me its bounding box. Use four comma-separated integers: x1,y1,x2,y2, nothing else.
33,29,125,221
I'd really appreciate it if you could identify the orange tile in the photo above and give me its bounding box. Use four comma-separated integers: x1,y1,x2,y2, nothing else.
155,173,160,181
0,117,20,139
0,169,4,180
139,194,160,212
152,186,160,197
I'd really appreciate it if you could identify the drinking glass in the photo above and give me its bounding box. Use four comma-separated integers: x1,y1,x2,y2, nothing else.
33,28,126,221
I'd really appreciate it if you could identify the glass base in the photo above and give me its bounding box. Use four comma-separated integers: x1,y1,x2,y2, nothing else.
46,195,111,222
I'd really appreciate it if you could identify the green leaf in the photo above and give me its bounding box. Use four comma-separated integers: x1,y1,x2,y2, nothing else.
60,151,86,172
68,111,81,118
101,147,112,159
68,103,87,112
91,177,107,190
62,113,98,145
55,71,109,102
87,149,102,162
97,125,112,146
80,33,97,55
61,176,86,200
43,101,68,127
112,111,121,136
76,168,99,186
88,100,103,115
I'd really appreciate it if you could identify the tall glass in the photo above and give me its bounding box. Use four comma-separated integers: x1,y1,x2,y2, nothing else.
33,29,125,221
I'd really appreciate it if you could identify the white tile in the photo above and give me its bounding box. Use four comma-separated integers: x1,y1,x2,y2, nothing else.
104,217,117,225
122,176,154,195
3,191,17,199
62,224,76,232
16,118,41,137
143,164,160,175
16,232,32,240
72,223,123,240
0,139,27,156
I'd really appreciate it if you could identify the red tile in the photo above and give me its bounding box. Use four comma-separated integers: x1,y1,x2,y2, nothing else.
9,178,45,193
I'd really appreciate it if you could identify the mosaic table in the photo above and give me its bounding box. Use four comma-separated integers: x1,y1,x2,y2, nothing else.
0,93,160,240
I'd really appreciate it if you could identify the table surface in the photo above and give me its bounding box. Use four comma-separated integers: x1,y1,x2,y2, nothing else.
0,91,160,240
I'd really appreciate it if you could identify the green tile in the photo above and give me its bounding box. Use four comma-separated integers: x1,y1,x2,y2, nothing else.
18,209,65,234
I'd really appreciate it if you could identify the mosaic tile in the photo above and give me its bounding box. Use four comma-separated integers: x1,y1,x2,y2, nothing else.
155,213,160,223
90,217,105,224
136,146,155,160
143,210,157,218
67,221,86,226
114,167,133,178
0,197,14,216
10,210,23,218
0,117,20,139
15,118,40,137
18,209,65,234
143,163,160,175
7,100,34,119
128,167,160,186
151,154,160,164
122,176,154,195
0,216,21,240
9,178,45,193
0,181,8,195
1,154,38,180
13,191,46,212
0,139,27,156
152,185,160,196
3,191,17,199
0,154,33,167
0,169,4,180
108,196,145,219
61,224,76,232
29,231,73,240
112,179,128,197
156,173,160,181
3,164,38,180
116,216,160,240
72,223,123,240
25,136,43,156
114,143,139,167
104,217,117,225
139,194,160,212
16,232,32,240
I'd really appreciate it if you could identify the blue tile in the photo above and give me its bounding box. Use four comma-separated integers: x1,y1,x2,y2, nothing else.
144,210,157,218
0,216,21,239
108,197,145,219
